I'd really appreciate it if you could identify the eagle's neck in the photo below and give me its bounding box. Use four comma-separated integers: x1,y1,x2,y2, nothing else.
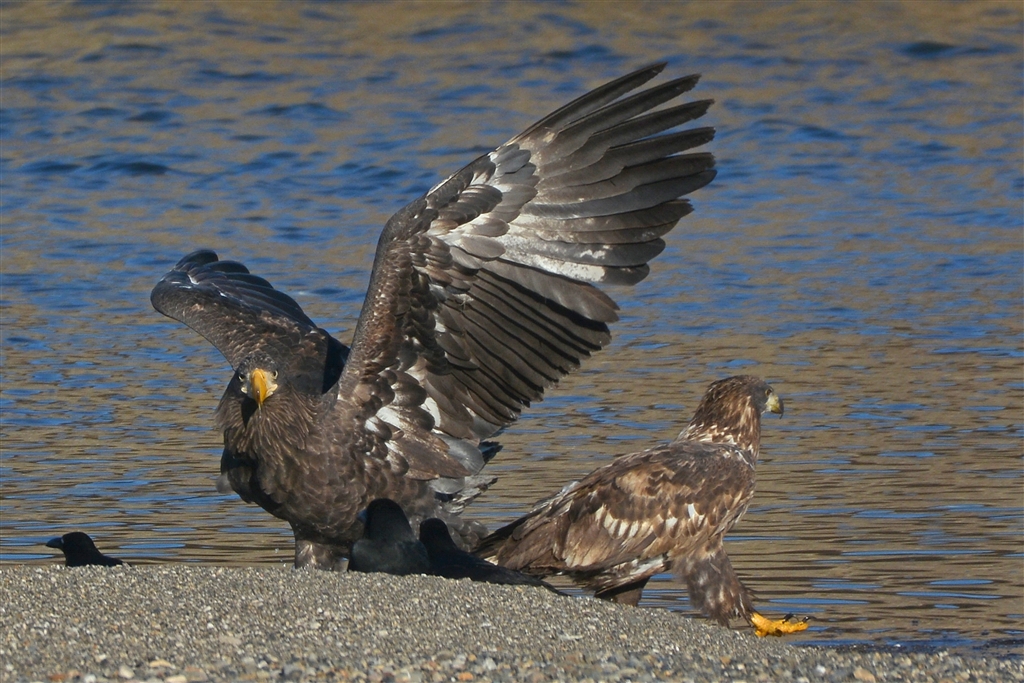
215,377,320,464
678,396,762,463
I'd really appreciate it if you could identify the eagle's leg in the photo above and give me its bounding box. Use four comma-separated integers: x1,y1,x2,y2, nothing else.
293,535,348,571
595,578,650,606
683,546,808,636
683,547,754,625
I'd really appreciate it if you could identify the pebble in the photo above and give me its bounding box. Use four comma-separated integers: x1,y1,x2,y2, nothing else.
1,566,1020,682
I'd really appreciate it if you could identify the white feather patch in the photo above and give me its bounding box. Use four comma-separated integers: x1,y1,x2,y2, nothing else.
365,417,386,437
421,396,441,426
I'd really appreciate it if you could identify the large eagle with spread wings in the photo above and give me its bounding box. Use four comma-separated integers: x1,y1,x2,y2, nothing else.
475,375,808,636
150,63,715,570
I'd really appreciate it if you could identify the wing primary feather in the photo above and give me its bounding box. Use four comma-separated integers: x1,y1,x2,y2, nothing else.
538,154,715,205
538,75,703,162
510,63,668,143
539,102,715,181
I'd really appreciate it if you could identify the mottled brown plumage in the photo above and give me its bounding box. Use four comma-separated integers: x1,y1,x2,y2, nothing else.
150,63,716,569
476,376,789,629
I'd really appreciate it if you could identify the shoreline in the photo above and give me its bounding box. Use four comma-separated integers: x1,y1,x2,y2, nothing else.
1,566,1019,682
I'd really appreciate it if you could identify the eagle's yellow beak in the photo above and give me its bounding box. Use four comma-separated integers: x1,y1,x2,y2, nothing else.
766,391,783,416
248,368,278,407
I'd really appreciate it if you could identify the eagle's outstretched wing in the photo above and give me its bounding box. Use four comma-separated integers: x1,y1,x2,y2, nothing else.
151,250,347,396
334,63,715,476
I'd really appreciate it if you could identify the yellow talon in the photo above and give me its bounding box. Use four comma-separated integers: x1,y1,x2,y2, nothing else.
750,611,810,637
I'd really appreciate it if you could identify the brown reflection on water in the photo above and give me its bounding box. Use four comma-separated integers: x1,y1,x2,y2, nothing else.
2,0,1020,653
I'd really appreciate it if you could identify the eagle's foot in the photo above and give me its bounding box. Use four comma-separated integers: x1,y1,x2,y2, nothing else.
749,611,809,637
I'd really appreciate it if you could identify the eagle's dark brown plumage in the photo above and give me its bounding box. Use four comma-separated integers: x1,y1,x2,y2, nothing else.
476,376,806,636
150,63,716,570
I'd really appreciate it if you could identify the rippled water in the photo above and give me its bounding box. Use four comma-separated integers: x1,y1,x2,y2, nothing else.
2,1,1021,656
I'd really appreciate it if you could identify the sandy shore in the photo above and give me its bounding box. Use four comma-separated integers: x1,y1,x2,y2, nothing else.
1,566,1019,682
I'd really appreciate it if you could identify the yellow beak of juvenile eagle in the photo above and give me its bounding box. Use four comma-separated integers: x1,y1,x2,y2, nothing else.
766,390,783,417
246,367,279,407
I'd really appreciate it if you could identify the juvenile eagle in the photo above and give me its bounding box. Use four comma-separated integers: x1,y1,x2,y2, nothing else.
150,63,716,570
475,375,808,636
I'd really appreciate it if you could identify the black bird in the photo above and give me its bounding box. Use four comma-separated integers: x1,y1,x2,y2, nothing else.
349,499,430,576
46,532,124,567
150,63,717,569
476,376,807,636
419,517,563,593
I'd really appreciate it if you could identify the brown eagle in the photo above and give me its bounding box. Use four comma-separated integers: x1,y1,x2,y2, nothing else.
150,63,716,570
475,375,808,636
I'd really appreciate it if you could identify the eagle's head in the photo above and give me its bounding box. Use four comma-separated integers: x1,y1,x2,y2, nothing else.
681,375,782,457
237,353,279,408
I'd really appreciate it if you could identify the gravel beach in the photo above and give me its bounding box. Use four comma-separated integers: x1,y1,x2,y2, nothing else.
1,566,1019,683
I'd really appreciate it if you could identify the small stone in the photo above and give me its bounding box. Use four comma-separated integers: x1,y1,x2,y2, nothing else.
184,666,209,682
853,666,877,683
118,665,135,679
165,676,187,683
148,660,174,669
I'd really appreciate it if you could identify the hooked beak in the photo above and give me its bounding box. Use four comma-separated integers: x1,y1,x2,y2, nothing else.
767,392,784,417
248,367,278,407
